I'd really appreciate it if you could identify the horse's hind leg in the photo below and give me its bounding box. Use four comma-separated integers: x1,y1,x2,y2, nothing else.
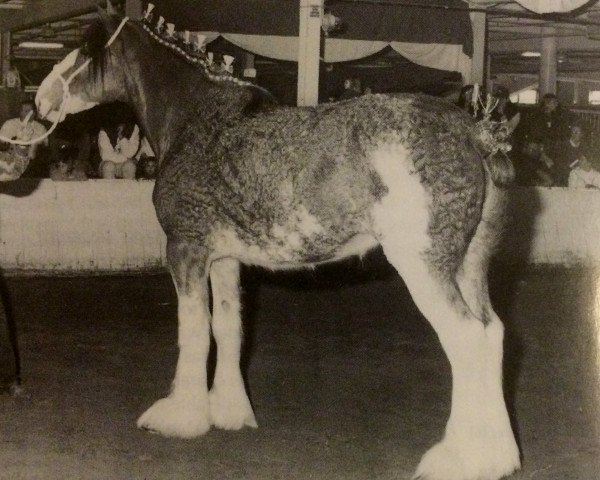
372,153,519,480
208,257,257,429
137,239,212,437
383,248,519,480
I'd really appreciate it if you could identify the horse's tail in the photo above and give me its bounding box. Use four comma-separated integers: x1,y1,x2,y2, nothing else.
471,119,515,187
483,151,515,187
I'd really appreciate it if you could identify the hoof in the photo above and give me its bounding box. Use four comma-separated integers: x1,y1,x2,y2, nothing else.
208,387,258,430
137,395,210,438
414,434,520,480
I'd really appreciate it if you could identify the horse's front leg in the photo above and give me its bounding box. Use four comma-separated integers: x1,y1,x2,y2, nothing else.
137,239,212,438
208,257,257,430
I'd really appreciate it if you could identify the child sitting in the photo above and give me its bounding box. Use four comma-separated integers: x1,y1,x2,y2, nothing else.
49,157,88,181
136,155,158,180
568,150,600,189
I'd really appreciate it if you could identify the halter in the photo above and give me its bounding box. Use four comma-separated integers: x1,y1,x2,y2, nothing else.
0,16,129,147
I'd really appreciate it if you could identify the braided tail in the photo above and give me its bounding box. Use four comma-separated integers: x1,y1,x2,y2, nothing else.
484,151,515,187
474,119,515,187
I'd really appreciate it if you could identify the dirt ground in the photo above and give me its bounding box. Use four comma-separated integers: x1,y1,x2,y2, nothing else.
0,255,598,480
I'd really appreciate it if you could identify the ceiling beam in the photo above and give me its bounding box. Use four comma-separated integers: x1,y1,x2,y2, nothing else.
0,0,106,33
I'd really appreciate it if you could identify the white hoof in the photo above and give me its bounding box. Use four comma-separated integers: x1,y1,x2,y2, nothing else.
413,433,520,480
208,386,258,430
137,395,210,438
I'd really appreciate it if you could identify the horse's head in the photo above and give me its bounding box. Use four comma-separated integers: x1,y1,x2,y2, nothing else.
36,9,129,123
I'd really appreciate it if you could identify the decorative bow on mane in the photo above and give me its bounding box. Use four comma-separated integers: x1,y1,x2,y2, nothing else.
472,90,513,158
141,3,252,88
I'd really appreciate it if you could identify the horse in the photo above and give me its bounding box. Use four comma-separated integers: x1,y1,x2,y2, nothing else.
35,9,520,480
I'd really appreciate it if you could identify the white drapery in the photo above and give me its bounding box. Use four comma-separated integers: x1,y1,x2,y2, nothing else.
469,0,587,13
208,34,471,79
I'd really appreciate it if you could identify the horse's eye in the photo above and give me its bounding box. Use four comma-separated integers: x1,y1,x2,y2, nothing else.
81,43,90,56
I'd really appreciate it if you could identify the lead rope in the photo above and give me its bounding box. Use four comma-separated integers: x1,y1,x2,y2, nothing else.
0,16,129,147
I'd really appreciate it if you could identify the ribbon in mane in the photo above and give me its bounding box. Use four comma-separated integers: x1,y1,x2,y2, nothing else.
140,3,256,89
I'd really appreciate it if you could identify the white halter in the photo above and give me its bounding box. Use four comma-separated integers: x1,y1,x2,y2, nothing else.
0,16,129,147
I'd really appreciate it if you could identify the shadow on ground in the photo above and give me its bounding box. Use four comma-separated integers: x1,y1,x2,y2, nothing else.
0,259,598,479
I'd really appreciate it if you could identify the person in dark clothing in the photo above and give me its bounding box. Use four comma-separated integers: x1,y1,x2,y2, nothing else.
526,93,570,145
456,84,475,115
490,86,520,135
338,78,362,101
517,93,570,186
515,139,554,186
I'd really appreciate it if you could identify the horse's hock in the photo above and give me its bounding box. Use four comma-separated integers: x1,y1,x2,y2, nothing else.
0,180,596,273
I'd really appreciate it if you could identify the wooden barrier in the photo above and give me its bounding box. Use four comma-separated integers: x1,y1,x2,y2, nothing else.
0,180,597,273
501,187,600,265
0,179,166,273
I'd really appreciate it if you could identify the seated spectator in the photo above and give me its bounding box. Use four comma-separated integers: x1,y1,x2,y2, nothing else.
136,155,158,180
135,136,157,180
524,93,570,163
491,86,520,135
0,100,47,180
553,124,586,187
49,157,88,182
568,150,600,189
515,140,554,187
98,122,139,179
338,78,362,101
456,84,476,116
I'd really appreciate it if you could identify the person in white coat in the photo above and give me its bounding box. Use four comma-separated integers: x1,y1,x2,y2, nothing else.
0,100,47,180
568,151,600,190
98,122,140,179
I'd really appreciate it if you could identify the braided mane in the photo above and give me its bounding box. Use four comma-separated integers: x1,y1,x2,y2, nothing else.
141,18,258,90
82,13,268,93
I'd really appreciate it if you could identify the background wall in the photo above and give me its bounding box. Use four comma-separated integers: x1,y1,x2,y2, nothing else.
0,180,597,273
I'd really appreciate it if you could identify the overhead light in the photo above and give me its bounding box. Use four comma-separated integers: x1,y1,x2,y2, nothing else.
18,41,64,50
521,51,541,58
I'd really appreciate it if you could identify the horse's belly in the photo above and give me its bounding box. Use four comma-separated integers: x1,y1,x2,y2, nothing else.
208,225,378,269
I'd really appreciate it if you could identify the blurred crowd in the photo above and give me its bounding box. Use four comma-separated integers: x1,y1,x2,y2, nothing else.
0,100,157,182
457,84,600,189
333,80,600,189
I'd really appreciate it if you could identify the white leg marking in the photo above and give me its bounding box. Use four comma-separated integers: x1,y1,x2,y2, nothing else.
208,258,257,430
370,143,431,251
370,145,519,480
137,290,211,438
414,317,520,480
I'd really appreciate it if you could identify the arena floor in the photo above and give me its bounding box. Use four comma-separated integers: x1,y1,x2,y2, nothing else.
0,256,598,480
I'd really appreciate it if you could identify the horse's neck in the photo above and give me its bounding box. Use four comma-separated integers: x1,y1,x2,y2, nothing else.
124,53,253,161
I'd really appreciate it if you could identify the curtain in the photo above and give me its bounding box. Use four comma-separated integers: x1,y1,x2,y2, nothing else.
323,39,388,63
211,35,471,79
468,0,588,13
222,34,298,62
390,43,472,82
